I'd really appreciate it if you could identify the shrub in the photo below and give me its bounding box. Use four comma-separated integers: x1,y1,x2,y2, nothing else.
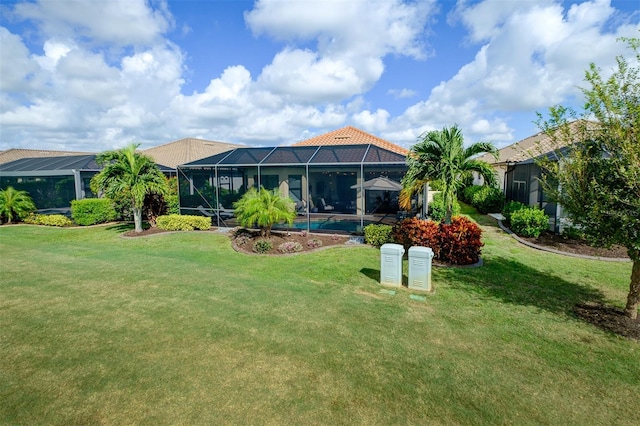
277,241,303,253
428,192,460,222
394,216,483,265
510,207,549,238
501,201,526,225
438,216,484,265
156,214,211,231
462,185,483,204
393,218,440,257
468,186,505,214
307,238,323,248
165,194,180,215
363,224,394,248
23,213,73,227
0,186,36,223
253,239,273,254
71,198,117,226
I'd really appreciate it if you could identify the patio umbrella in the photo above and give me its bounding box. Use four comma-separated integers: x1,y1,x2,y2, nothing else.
351,176,403,191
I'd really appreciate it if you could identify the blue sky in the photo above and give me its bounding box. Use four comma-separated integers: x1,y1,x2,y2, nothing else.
0,0,638,152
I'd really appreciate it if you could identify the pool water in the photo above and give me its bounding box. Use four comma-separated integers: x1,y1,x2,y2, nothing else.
275,218,371,233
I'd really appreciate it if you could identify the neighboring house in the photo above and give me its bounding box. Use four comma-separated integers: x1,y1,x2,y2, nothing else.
0,155,104,212
0,138,238,212
477,120,591,232
178,128,409,231
142,137,242,169
0,148,92,165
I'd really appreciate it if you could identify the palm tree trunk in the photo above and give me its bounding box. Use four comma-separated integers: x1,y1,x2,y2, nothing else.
133,207,143,233
624,257,640,320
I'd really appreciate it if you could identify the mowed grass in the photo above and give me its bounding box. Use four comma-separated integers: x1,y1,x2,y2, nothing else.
0,214,637,425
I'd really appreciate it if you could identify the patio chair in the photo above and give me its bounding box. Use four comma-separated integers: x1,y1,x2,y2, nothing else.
295,200,307,215
317,198,334,212
197,205,234,220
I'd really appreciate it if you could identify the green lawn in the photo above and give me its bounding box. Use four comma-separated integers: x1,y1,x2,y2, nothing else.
0,214,637,425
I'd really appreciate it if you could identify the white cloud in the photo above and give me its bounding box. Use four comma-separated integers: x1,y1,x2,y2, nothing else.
0,0,637,153
391,0,639,147
14,0,172,46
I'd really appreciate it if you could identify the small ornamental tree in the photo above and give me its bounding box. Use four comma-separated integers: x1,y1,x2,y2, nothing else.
0,186,36,223
91,144,168,233
537,37,640,319
400,125,498,224
233,187,296,237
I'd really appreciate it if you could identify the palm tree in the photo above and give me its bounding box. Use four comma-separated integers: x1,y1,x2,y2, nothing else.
91,143,168,233
400,125,498,224
0,186,36,224
233,187,296,237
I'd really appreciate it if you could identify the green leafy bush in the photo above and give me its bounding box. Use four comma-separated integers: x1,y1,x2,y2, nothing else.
363,224,394,248
501,201,527,224
462,185,483,204
394,216,483,265
165,194,180,215
510,207,549,238
156,214,211,231
467,186,505,214
428,192,460,222
71,198,117,226
23,213,73,227
253,239,273,254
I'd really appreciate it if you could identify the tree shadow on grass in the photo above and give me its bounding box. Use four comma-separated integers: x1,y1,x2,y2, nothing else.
440,256,607,317
105,223,135,233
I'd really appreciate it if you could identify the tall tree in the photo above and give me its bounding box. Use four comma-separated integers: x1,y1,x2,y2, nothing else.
537,37,640,319
0,186,36,224
92,144,168,233
400,125,498,224
233,187,296,237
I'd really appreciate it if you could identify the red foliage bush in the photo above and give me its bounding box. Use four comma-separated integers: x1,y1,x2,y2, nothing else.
394,218,441,258
438,216,483,265
393,216,483,265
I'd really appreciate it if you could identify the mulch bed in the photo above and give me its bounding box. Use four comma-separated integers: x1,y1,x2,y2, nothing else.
519,231,628,259
231,229,350,255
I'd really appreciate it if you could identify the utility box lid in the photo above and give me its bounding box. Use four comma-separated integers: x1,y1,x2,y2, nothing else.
380,243,405,256
408,246,434,259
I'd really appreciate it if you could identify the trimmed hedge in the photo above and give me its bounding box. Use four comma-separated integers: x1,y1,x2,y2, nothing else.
71,198,117,226
428,192,461,222
393,216,483,265
156,214,211,231
23,213,73,227
363,224,394,248
510,207,549,238
463,185,505,214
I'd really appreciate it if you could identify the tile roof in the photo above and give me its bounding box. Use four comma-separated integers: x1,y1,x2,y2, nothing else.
291,126,408,155
142,137,243,168
0,148,92,165
478,120,594,164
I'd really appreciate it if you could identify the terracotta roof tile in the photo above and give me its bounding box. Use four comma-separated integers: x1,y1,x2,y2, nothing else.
291,126,408,155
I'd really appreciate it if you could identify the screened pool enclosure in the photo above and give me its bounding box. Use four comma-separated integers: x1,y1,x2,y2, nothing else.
177,144,408,232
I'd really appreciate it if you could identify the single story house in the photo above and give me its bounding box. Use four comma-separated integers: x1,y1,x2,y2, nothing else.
0,138,243,213
477,120,591,232
177,127,409,232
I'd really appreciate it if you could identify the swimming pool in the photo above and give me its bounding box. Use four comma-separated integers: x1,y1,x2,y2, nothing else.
274,218,372,233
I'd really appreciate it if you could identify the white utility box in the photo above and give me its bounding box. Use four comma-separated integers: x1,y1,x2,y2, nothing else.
408,246,434,292
380,243,405,287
